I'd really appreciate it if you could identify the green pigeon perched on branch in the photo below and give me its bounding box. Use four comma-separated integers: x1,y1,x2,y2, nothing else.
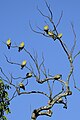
19,83,25,90
53,74,62,80
44,25,49,34
21,60,27,69
48,31,57,40
57,33,63,38
6,39,11,49
26,72,32,78
48,31,54,38
18,42,25,52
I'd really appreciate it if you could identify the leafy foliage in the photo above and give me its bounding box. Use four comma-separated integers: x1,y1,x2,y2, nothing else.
0,79,11,120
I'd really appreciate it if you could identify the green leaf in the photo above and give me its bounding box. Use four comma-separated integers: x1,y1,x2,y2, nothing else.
5,108,11,114
2,116,7,120
3,91,8,98
0,79,3,84
0,79,11,119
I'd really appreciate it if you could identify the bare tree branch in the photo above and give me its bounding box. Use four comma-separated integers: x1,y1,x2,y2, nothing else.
18,90,50,98
31,88,72,120
24,48,41,80
4,55,30,71
9,90,17,102
37,5,58,34
73,51,80,61
70,23,76,55
29,21,49,37
0,67,10,83
44,0,53,20
72,73,80,91
56,11,63,28
41,63,53,99
38,109,53,117
57,38,70,58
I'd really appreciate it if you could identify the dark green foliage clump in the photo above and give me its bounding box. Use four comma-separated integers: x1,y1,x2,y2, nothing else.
0,79,11,120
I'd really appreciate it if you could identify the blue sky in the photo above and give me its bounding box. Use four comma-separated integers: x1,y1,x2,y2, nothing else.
0,0,80,120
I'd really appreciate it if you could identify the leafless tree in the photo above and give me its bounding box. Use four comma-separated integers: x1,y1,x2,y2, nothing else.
0,1,80,120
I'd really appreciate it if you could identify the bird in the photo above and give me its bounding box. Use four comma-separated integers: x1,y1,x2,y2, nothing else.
57,98,63,103
26,72,32,78
18,42,25,52
6,39,11,49
53,74,62,80
57,33,63,38
19,83,25,90
44,25,49,34
47,109,52,115
21,60,27,69
48,31,55,39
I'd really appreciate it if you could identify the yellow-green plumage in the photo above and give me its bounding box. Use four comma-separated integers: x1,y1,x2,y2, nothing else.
44,25,49,34
48,31,54,38
6,39,11,49
18,42,25,52
21,60,27,69
57,33,63,38
53,74,62,80
19,83,25,90
26,72,32,78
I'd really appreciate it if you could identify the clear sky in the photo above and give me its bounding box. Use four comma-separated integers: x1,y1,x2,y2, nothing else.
0,0,80,120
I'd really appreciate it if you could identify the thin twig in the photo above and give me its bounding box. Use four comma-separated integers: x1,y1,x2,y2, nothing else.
24,48,41,79
0,67,10,83
37,4,58,34
70,23,76,55
44,0,53,20
4,55,30,70
41,63,52,99
29,21,49,37
56,11,63,28
72,73,80,91
73,51,80,61
9,90,17,101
